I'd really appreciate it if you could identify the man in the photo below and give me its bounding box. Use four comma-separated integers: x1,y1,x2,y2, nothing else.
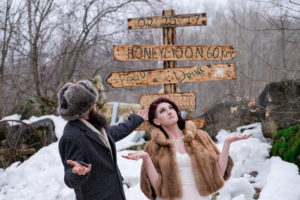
57,80,147,200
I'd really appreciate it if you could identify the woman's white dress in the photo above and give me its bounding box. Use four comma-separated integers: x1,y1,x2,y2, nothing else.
156,152,209,200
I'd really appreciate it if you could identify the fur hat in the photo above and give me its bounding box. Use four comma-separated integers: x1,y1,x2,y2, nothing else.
57,80,98,121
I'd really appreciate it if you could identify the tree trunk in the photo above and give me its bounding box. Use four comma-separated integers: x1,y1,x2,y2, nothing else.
0,52,5,119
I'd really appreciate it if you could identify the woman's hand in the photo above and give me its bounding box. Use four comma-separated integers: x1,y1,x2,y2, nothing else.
67,160,92,175
225,133,252,144
136,108,149,120
124,151,159,188
218,133,252,176
122,151,149,160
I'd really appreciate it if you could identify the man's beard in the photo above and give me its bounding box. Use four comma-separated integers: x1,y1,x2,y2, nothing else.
88,108,108,130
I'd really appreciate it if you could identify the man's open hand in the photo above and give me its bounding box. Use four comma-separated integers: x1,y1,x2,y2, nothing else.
67,160,92,175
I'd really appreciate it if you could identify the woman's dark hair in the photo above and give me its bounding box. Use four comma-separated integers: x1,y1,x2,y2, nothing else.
148,98,186,138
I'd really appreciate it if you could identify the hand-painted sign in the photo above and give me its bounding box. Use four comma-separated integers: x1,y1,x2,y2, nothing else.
140,92,196,110
106,64,236,87
128,13,207,29
113,45,236,61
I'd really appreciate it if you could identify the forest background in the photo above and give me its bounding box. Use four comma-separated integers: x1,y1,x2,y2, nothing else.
0,0,300,119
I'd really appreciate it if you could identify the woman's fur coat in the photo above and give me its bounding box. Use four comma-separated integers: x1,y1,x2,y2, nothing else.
140,120,234,200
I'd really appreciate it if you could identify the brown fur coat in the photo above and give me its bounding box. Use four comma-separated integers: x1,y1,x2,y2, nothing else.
140,120,234,200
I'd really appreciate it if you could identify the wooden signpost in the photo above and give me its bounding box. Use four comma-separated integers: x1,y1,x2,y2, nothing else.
108,10,237,130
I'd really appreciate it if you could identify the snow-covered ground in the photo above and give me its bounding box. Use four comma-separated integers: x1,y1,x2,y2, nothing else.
0,114,300,200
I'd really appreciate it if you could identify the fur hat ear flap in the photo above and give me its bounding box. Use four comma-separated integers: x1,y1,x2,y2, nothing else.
57,83,73,109
57,80,98,121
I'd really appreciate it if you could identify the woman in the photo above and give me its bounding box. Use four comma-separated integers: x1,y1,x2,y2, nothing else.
123,98,252,200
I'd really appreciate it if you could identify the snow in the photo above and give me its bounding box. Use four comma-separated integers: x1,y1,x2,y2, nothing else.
0,115,300,200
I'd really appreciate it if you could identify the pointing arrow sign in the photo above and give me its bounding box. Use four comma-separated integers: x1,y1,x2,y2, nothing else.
113,45,237,61
106,63,236,88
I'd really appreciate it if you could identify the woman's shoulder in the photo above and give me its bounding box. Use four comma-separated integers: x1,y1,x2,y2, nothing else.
144,139,160,153
184,120,211,140
184,120,197,130
185,120,207,133
184,120,206,130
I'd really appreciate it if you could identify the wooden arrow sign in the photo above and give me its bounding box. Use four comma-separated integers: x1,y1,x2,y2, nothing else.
128,13,207,29
113,45,236,61
106,63,236,88
136,118,206,131
140,92,196,110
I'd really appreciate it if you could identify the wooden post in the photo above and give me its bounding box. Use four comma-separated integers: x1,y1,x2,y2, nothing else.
163,10,177,94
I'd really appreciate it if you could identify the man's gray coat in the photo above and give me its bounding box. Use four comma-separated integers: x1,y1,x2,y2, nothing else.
59,114,144,200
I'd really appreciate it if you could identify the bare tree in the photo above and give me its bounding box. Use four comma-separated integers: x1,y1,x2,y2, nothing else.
0,0,22,118
226,0,300,94
0,0,163,116
57,0,146,82
42,0,153,100
25,0,55,96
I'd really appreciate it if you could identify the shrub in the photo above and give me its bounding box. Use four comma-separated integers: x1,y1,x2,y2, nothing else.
271,124,300,171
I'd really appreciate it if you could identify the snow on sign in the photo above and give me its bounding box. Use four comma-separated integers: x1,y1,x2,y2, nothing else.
128,13,207,29
106,64,236,87
113,45,236,61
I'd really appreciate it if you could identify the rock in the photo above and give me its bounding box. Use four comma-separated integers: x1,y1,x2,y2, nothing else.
200,99,262,140
0,118,57,168
199,79,300,139
258,79,300,138
9,96,56,120
0,118,57,148
253,188,262,199
30,118,57,146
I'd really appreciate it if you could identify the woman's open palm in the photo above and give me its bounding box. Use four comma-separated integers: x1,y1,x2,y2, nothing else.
122,151,148,160
225,133,252,144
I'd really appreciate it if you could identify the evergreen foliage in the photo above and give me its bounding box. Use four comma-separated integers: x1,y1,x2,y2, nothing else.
271,124,300,171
